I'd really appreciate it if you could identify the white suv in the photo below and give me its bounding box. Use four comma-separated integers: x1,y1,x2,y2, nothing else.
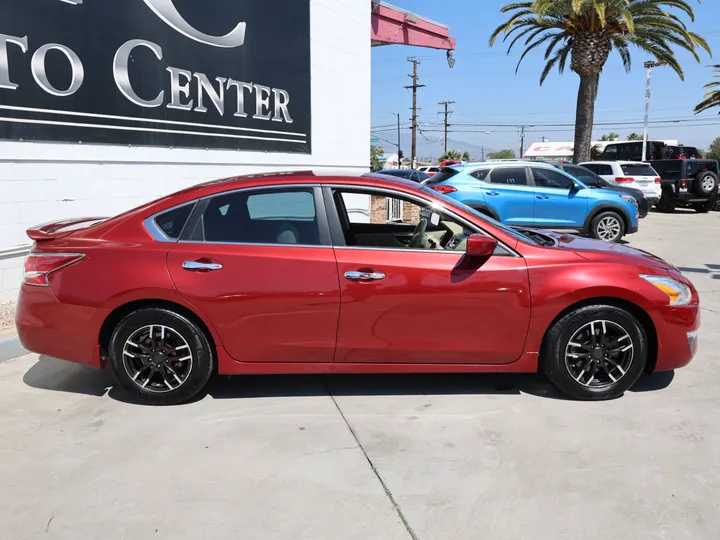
579,161,662,204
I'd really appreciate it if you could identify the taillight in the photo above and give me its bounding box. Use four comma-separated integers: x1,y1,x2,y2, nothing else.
23,253,85,286
698,154,703,159
431,185,457,194
654,177,662,184
615,177,634,183
678,155,687,159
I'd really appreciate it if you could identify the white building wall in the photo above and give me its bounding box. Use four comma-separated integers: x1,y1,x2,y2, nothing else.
0,0,371,303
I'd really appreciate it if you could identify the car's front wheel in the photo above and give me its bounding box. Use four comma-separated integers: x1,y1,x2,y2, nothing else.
541,304,647,400
109,308,214,405
590,211,625,243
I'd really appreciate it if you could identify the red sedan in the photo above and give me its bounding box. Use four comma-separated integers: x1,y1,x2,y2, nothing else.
16,172,700,405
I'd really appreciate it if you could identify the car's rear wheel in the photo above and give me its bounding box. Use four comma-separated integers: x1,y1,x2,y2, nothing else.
656,191,676,213
541,304,647,400
590,211,625,243
109,308,214,405
692,199,715,213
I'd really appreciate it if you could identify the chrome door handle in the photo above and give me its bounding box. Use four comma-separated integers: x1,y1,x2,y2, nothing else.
182,261,223,271
536,195,550,200
486,191,500,196
344,271,386,281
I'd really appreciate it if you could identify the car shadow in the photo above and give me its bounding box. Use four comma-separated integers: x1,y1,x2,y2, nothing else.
22,356,676,404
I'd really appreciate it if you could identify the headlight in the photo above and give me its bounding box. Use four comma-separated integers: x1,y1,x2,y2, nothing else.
621,195,637,206
640,275,692,306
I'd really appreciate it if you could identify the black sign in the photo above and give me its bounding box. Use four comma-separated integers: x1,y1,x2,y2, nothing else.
0,0,311,153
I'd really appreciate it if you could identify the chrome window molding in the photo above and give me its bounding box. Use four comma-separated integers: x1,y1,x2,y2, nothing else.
143,201,198,243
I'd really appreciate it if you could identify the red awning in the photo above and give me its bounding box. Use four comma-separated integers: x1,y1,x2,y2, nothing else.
371,1,456,51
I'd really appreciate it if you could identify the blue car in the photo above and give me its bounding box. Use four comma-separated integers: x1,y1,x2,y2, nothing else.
425,161,639,243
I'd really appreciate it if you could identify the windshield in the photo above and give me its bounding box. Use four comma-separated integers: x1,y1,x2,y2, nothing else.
421,185,539,245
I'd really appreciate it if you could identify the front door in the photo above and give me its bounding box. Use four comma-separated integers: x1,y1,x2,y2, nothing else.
327,187,531,364
167,186,340,363
529,166,589,228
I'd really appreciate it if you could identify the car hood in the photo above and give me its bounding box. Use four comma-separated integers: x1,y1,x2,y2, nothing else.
549,232,674,270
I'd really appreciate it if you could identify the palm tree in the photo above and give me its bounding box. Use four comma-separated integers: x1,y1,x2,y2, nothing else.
439,150,462,161
490,0,710,162
695,65,720,114
462,151,472,161
627,132,642,140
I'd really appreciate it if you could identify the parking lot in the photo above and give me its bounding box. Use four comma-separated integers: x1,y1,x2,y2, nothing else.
1,210,719,540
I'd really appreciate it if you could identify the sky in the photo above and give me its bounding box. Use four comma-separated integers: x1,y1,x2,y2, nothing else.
370,0,720,160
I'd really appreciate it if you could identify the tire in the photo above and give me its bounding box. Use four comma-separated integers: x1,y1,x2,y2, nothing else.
590,211,625,243
714,197,720,212
541,304,648,400
694,171,718,197
109,308,214,405
692,199,714,213
656,190,676,213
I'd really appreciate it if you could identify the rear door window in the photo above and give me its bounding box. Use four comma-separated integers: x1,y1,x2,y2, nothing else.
620,164,657,176
192,188,323,245
600,164,614,176
489,167,527,185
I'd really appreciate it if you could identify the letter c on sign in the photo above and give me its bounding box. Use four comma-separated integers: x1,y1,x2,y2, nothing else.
143,0,246,48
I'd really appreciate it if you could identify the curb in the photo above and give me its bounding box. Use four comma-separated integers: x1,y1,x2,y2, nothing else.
0,334,27,363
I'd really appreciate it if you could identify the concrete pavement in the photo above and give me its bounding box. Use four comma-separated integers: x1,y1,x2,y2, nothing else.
1,210,719,539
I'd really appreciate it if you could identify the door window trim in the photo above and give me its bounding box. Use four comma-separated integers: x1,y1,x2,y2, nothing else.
321,185,519,257
174,184,332,248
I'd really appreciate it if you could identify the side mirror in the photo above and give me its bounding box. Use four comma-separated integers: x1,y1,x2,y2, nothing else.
572,181,583,191
466,234,498,258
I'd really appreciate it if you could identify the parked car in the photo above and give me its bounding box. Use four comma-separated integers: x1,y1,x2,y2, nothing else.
549,163,650,218
649,159,720,212
665,145,703,159
16,172,699,404
578,161,662,206
375,169,430,182
594,140,668,161
440,159,463,167
419,166,440,177
425,162,639,243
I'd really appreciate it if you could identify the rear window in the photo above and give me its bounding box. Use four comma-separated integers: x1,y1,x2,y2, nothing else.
686,161,719,178
425,167,460,184
154,204,194,239
620,164,657,176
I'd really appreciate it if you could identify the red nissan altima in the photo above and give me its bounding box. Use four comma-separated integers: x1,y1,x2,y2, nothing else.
16,172,699,404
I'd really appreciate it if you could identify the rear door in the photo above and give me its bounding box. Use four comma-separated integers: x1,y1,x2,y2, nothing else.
481,166,535,225
167,186,341,363
530,166,588,228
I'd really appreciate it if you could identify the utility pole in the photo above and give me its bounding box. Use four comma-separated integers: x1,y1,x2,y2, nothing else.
519,125,528,159
642,61,666,161
438,100,455,154
481,146,485,161
405,57,425,169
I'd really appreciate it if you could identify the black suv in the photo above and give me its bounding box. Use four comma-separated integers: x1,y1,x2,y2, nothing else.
595,140,668,161
650,159,719,212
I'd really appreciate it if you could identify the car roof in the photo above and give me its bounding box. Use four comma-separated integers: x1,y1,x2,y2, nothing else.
581,161,649,165
451,160,558,171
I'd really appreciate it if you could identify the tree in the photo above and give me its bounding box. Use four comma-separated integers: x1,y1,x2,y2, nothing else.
370,144,383,171
462,151,472,161
490,1,710,163
439,150,462,162
600,132,620,141
627,133,642,141
695,65,720,114
487,149,516,159
706,136,720,161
